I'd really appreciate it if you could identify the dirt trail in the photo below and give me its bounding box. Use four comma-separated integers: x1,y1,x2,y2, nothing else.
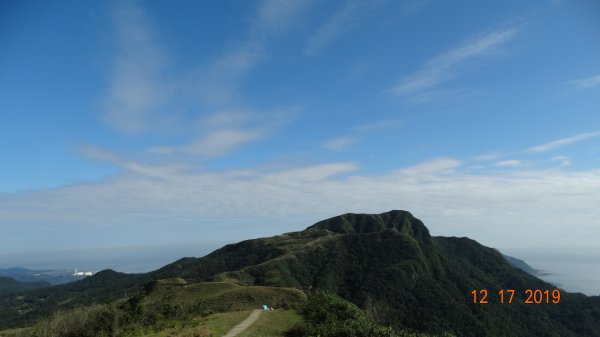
222,309,262,337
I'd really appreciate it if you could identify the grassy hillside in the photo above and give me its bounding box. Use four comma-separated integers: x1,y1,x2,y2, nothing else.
0,281,305,337
0,289,452,337
142,310,251,337
141,280,304,313
237,309,302,337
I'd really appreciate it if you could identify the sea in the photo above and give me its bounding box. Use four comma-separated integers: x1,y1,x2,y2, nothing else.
503,248,600,296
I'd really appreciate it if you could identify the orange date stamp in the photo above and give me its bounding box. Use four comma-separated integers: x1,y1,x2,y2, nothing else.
470,289,561,304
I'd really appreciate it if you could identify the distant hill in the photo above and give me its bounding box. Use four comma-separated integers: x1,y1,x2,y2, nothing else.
1,210,599,337
0,267,88,285
502,254,539,276
0,277,49,295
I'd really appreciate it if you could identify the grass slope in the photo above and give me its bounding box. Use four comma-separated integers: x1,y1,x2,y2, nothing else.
237,310,302,337
4,281,305,337
143,310,251,337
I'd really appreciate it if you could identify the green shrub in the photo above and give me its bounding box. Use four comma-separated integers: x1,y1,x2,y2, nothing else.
286,293,397,337
286,293,456,337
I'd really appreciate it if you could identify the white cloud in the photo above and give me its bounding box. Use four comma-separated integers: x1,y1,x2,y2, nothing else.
527,131,600,153
320,120,402,152
395,158,462,175
104,2,172,134
305,0,367,56
386,26,518,101
323,137,356,151
201,111,254,128
3,158,600,253
182,129,266,157
493,160,522,167
465,165,485,170
79,145,120,163
352,119,402,132
103,0,305,144
305,0,426,57
322,120,401,152
473,153,502,161
195,0,314,104
147,108,290,158
256,0,314,34
100,1,302,160
564,74,600,89
260,162,359,182
80,145,187,179
552,156,572,167
402,88,478,105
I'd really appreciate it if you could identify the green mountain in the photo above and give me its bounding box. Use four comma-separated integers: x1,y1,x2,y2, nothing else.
0,277,49,295
151,210,600,336
1,210,599,336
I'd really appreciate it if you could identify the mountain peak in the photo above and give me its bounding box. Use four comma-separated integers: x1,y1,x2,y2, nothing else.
305,210,431,243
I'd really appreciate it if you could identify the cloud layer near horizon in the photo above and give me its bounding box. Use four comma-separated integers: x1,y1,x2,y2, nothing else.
2,158,600,254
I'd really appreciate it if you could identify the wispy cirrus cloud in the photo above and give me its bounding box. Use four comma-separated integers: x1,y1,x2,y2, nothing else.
305,0,426,56
101,1,304,161
255,0,315,34
527,131,600,153
552,156,572,167
305,0,369,56
322,119,402,151
493,159,522,167
147,108,293,158
323,136,356,151
104,1,172,133
146,110,264,158
150,129,266,158
352,119,402,132
563,74,600,90
195,0,314,104
386,26,519,103
395,158,462,175
473,153,502,161
80,145,187,179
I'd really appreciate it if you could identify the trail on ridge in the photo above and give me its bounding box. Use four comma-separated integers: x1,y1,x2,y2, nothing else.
222,309,262,337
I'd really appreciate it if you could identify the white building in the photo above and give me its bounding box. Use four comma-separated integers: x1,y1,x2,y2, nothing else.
73,268,94,276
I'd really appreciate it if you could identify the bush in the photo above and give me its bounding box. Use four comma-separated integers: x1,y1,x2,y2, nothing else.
31,305,120,337
286,293,397,337
286,293,456,337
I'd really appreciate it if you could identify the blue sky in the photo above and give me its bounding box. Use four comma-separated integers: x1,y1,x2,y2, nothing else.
1,0,600,268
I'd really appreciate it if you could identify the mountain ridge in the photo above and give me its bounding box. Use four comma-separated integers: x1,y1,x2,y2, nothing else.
306,210,432,242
